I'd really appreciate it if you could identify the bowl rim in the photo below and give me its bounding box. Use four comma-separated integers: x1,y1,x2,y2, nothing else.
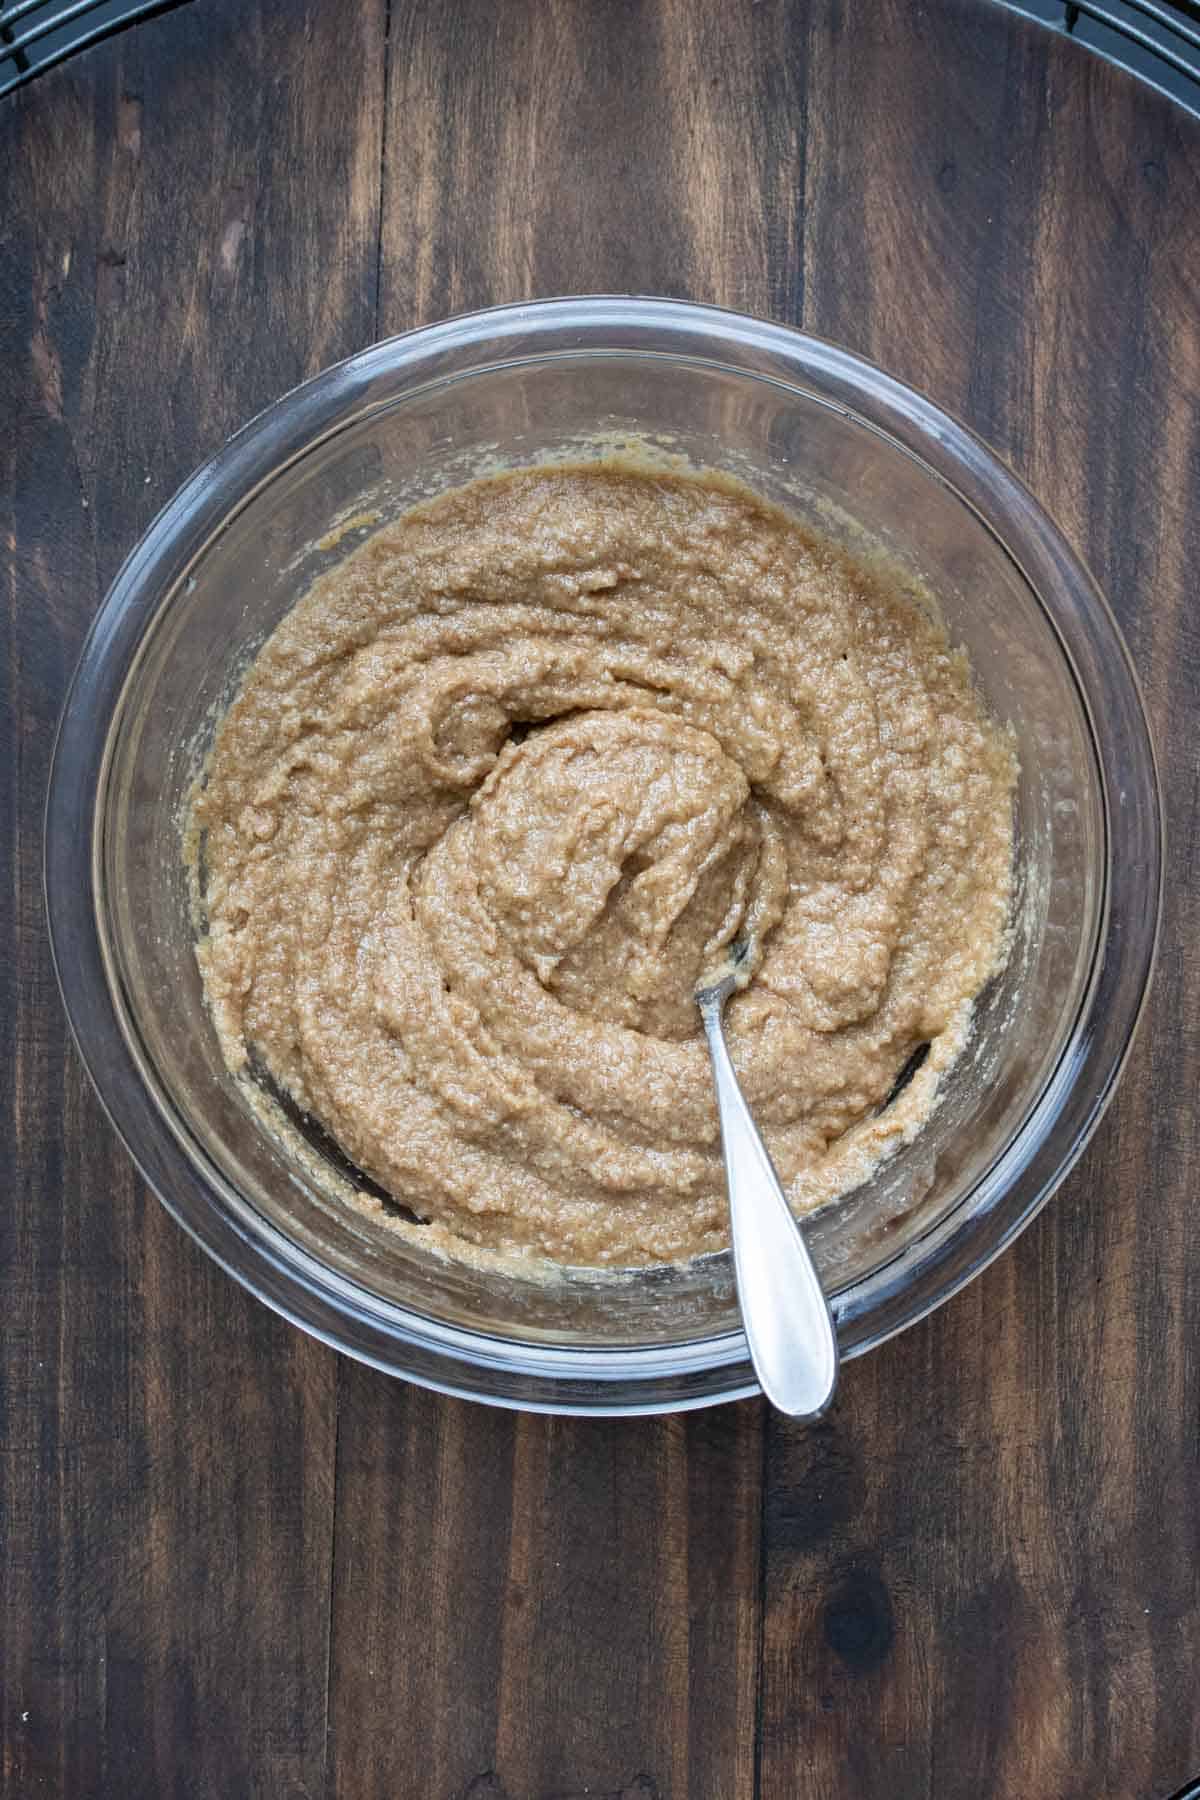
44,295,1163,1413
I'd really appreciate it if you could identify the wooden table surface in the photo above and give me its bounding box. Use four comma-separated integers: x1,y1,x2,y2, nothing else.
3,2,1199,1796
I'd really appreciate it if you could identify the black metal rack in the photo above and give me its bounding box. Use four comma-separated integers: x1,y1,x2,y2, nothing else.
1003,0,1200,116
3,0,1200,111
0,0,187,98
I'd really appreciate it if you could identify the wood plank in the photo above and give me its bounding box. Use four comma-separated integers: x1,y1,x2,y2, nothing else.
758,5,1200,1796
329,1374,763,1799
324,3,809,1793
0,3,385,1795
378,0,809,328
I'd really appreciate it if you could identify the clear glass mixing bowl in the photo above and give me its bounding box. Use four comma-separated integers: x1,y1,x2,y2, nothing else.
45,298,1161,1413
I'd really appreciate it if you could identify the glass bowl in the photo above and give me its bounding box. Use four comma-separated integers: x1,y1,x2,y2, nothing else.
45,297,1161,1413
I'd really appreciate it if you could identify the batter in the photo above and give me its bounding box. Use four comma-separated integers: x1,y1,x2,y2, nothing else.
191,464,1015,1266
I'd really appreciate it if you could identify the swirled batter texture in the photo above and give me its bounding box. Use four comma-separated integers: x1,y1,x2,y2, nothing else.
193,465,1015,1266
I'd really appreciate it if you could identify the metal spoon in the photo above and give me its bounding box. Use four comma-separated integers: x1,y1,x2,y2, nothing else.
696,946,839,1418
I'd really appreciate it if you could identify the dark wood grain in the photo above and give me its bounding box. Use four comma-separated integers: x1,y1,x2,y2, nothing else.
2,1,1199,1796
325,11,776,1797
755,8,1200,1798
327,1380,762,1799
0,3,384,1795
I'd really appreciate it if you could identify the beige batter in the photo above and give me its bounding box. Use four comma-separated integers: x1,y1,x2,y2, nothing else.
191,464,1015,1266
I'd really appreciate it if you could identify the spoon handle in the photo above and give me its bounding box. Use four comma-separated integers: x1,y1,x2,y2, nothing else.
701,999,839,1418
